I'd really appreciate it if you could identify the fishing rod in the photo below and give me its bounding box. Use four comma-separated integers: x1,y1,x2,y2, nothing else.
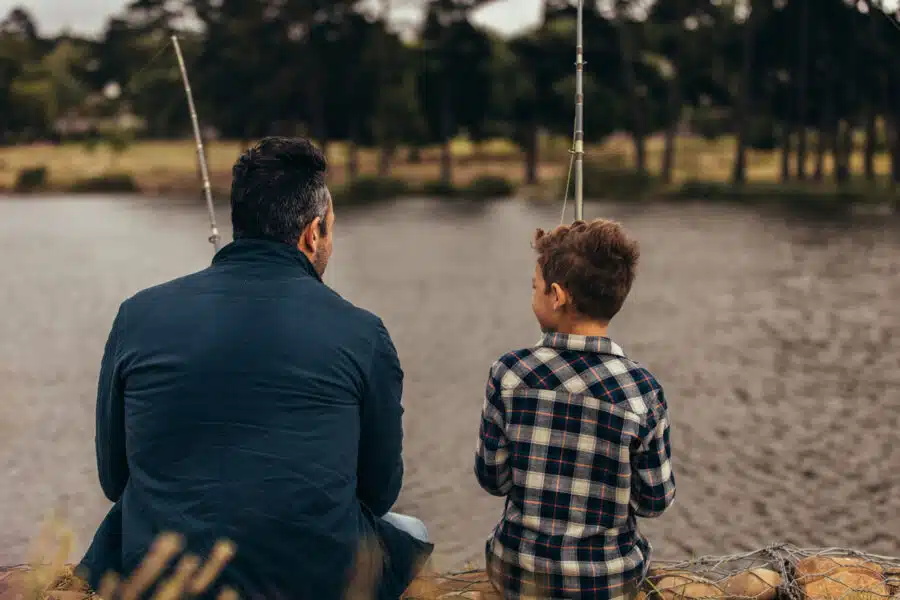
560,0,586,225
171,35,221,253
574,0,585,222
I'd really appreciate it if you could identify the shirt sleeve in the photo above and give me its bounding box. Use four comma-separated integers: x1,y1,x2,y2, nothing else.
474,360,512,497
96,303,129,502
630,388,676,518
356,318,405,517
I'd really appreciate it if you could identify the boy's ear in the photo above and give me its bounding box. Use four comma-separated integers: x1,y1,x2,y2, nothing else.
550,282,569,310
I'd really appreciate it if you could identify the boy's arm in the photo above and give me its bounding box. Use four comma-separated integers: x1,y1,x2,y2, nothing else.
96,304,129,502
630,388,676,518
357,319,405,517
474,361,513,497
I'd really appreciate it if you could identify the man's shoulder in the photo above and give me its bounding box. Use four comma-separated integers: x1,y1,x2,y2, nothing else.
120,268,212,309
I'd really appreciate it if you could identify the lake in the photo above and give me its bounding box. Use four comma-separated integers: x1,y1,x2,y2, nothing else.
1,194,898,572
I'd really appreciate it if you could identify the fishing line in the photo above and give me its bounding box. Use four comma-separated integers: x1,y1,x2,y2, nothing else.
559,114,577,225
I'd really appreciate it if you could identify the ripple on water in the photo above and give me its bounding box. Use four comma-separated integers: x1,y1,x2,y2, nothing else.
0,196,899,568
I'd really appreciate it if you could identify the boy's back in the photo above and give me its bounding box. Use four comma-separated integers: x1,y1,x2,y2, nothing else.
474,220,676,600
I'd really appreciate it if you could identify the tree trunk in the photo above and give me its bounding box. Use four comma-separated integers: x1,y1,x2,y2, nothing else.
814,131,826,182
780,126,792,183
439,79,453,185
731,1,756,186
863,0,880,183
378,144,394,177
307,63,329,161
347,143,359,181
864,108,877,182
524,120,539,185
835,121,851,186
888,116,900,187
795,0,809,180
661,76,681,184
347,115,360,181
827,124,840,183
615,5,646,176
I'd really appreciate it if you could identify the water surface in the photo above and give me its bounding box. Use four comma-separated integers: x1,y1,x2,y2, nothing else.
1,195,898,570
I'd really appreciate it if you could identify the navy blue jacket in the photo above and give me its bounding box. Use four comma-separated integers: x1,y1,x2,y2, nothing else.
78,238,424,599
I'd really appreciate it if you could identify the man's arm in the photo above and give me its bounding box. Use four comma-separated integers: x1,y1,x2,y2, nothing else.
474,361,512,497
96,303,129,502
357,319,404,517
630,388,676,518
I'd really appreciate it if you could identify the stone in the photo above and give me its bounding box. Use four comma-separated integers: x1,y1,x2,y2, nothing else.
651,573,724,600
795,557,888,600
795,557,885,581
721,568,783,600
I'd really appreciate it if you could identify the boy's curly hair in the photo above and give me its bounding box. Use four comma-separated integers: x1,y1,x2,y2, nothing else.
533,219,640,322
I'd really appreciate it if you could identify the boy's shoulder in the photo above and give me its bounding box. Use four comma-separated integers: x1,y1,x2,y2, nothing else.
488,344,666,410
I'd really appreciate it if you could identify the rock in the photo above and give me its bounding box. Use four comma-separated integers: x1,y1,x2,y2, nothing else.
651,573,724,600
795,557,885,581
795,557,888,600
882,567,900,596
721,568,783,600
801,573,888,600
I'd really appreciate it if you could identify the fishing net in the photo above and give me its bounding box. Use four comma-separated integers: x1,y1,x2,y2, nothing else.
4,543,900,600
643,543,900,600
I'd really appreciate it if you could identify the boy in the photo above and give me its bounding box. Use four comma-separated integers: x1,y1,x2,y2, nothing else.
474,219,676,600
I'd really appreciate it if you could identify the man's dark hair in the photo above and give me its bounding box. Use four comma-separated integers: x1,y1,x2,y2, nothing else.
533,219,640,322
230,136,329,245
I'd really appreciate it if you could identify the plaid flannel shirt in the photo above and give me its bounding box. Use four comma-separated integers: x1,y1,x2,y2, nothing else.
474,333,675,600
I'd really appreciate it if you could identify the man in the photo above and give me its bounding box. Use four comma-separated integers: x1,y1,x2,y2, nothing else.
77,137,433,599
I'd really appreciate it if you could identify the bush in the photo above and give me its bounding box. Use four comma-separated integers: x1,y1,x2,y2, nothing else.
68,173,139,193
337,176,411,205
670,179,877,213
463,175,516,198
421,179,460,197
572,160,663,200
14,166,48,192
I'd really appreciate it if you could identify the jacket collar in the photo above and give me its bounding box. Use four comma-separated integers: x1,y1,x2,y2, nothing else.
537,332,627,358
211,237,322,282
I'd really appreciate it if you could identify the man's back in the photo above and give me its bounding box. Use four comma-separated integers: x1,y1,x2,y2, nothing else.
84,238,404,599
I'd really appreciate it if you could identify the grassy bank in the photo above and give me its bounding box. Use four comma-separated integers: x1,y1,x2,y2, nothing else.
0,134,897,210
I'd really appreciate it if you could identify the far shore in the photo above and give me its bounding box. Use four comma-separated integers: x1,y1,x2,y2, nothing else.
1,135,897,210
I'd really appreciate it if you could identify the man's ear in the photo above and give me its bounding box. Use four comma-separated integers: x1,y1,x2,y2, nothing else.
299,217,322,251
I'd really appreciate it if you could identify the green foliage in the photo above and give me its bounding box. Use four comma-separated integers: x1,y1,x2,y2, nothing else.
9,39,91,135
575,159,664,200
421,179,461,197
13,165,47,191
464,175,516,198
0,0,899,193
336,176,411,205
68,173,139,193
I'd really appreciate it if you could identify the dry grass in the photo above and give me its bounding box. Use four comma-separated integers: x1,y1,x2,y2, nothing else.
7,520,900,600
0,133,894,196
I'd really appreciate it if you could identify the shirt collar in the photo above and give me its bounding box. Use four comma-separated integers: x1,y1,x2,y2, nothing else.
211,237,322,282
537,332,628,358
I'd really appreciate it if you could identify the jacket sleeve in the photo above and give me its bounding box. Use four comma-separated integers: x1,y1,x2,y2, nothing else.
357,318,404,517
474,361,512,497
630,388,676,518
96,303,129,502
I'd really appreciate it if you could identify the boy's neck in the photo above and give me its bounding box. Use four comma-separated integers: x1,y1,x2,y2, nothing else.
554,318,609,338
